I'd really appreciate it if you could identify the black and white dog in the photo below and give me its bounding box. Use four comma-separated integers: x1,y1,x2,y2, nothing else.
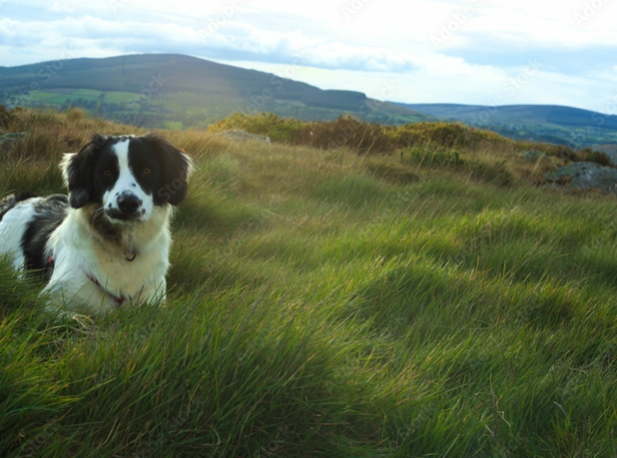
0,133,192,315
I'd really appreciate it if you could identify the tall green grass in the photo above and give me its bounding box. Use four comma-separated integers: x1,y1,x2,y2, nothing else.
2,108,617,456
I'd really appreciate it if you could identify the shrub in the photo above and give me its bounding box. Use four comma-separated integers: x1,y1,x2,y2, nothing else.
207,112,303,143
298,116,392,154
208,112,591,168
577,148,613,167
388,122,509,149
0,105,13,130
545,145,614,167
545,144,578,161
65,107,88,122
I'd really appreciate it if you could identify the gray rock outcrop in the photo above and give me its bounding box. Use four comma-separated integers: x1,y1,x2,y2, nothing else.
545,162,617,193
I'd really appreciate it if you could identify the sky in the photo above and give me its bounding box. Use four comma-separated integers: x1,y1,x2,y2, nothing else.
0,0,616,113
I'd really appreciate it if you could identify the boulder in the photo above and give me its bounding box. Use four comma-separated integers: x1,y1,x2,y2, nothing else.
545,162,617,193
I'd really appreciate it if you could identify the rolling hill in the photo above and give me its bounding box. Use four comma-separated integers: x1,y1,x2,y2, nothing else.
0,53,429,129
3,53,615,148
401,103,617,148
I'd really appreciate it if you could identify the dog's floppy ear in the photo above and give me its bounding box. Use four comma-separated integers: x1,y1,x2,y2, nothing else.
143,134,193,206
61,134,106,208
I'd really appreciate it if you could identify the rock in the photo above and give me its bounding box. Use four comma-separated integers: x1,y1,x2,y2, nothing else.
521,150,547,161
545,162,617,193
214,130,271,144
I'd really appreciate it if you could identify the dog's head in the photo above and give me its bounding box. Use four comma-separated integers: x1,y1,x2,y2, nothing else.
62,133,192,223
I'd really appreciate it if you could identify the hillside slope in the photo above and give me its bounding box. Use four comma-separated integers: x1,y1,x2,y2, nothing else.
401,103,617,147
0,54,429,128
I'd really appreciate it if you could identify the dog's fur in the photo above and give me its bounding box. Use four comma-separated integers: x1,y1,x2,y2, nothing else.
0,133,192,315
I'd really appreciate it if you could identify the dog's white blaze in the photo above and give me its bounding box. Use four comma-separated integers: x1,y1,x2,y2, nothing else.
103,140,154,220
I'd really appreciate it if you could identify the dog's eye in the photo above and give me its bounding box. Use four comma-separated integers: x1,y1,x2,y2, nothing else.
143,168,152,176
102,170,112,177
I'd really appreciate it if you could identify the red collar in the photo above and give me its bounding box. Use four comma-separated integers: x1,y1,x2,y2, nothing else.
50,255,140,307
85,272,127,306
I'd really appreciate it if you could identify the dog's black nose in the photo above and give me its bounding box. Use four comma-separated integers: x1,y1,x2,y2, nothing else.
117,194,142,214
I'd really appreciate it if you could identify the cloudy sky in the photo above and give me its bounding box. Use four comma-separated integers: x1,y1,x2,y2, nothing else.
1,0,616,113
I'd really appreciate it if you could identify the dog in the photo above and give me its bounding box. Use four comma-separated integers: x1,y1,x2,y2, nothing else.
0,133,192,315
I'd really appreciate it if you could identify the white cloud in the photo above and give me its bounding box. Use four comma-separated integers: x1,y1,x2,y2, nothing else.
228,56,615,114
50,2,75,13
1,0,616,113
0,16,420,73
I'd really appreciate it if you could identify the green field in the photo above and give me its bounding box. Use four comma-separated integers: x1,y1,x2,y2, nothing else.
73,89,103,97
104,91,139,103
27,91,59,102
2,108,617,457
163,120,183,130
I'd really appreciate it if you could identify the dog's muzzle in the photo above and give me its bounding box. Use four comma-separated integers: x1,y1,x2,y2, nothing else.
106,191,143,221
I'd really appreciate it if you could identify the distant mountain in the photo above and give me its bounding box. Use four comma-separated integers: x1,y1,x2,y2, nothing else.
4,54,613,148
401,104,617,129
0,54,430,129
399,103,617,148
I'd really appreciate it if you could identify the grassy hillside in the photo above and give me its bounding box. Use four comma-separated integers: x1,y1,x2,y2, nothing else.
3,108,617,457
401,103,617,148
0,54,430,129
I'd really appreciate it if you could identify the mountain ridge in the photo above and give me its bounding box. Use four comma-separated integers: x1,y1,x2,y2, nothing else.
1,53,615,147
399,103,617,147
0,53,429,128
